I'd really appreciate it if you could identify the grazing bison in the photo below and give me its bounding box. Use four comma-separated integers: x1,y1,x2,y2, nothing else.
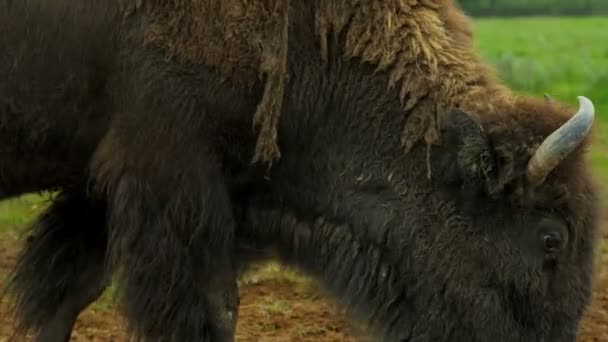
0,0,601,341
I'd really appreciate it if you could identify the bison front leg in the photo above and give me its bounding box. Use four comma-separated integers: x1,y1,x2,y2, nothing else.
91,129,239,341
5,191,109,342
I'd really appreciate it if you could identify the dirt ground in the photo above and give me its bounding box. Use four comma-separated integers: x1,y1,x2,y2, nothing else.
1,235,607,341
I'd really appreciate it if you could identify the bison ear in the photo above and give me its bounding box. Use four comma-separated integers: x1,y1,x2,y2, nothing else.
433,109,497,198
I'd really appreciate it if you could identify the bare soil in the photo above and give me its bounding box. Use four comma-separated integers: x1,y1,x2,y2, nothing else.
0,235,606,341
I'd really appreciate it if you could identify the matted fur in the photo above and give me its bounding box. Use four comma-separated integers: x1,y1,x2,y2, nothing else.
137,0,510,164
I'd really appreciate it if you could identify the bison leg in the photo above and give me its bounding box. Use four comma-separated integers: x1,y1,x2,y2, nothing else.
92,130,239,341
5,191,109,342
33,273,109,342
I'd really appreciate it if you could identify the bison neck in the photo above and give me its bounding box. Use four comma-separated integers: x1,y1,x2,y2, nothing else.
234,55,441,336
234,163,444,341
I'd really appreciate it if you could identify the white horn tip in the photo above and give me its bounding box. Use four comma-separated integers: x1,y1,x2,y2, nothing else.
577,96,595,117
575,96,595,136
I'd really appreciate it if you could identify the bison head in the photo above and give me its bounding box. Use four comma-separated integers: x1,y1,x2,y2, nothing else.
416,95,599,341
239,94,598,342
239,93,599,341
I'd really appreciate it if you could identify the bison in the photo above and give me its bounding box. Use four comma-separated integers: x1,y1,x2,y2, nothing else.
0,0,601,341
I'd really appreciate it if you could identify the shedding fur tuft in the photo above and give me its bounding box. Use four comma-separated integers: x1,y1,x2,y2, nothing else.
251,0,289,164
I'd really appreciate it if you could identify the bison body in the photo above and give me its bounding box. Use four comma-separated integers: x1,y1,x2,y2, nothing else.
0,1,600,341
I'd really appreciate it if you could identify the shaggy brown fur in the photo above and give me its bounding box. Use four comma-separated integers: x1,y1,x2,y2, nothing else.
314,0,511,154
136,0,510,164
439,0,475,47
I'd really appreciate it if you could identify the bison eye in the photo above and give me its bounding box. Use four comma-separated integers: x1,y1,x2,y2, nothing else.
536,217,568,267
543,232,562,252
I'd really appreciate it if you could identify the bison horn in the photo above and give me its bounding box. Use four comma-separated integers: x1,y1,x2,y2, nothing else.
526,96,595,186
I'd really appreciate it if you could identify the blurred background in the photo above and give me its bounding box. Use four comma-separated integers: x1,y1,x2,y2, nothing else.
0,1,606,341
459,0,608,16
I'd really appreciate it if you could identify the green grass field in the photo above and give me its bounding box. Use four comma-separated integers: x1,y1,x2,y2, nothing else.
474,17,608,117
0,15,607,319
